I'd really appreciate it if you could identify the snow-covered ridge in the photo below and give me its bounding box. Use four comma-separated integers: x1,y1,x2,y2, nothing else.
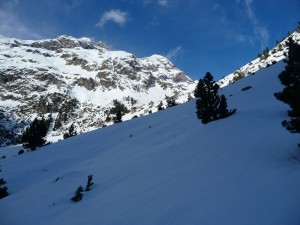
0,35,196,144
218,29,300,87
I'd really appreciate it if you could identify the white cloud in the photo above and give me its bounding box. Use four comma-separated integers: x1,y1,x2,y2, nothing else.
166,46,183,61
96,9,129,28
143,0,152,7
212,3,220,11
158,0,168,6
0,3,42,39
0,0,19,10
240,0,269,49
64,0,84,12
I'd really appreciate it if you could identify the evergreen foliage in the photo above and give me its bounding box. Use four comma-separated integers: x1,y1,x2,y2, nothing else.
263,47,270,59
274,38,300,117
18,149,25,155
274,38,300,144
63,123,77,139
195,72,236,124
21,117,50,151
0,110,15,146
165,96,177,108
71,186,83,202
0,177,9,199
157,101,164,111
114,110,122,123
85,175,94,192
109,100,129,115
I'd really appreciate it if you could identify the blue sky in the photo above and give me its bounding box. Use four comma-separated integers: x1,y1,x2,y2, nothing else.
0,0,299,80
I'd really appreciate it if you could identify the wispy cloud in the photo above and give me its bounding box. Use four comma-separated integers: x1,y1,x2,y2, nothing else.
0,0,19,11
0,0,42,39
166,46,183,61
96,9,129,28
142,0,152,7
142,0,168,7
64,0,84,13
240,0,269,49
158,0,168,7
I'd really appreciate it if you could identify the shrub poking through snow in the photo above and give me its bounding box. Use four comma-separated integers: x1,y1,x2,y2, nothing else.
71,186,83,202
85,175,94,192
71,175,95,202
18,149,25,155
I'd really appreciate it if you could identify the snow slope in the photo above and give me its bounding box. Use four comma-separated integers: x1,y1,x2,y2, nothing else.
0,60,300,225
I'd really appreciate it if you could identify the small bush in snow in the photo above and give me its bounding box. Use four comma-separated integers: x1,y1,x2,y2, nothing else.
18,149,25,155
71,186,83,202
85,175,94,192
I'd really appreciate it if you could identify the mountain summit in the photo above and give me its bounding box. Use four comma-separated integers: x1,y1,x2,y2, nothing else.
0,35,195,144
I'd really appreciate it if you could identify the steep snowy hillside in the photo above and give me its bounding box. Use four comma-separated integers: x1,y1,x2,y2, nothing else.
219,28,300,87
0,35,196,144
0,59,299,225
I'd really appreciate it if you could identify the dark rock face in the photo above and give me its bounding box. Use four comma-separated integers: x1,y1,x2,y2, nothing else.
74,77,97,90
0,73,21,83
29,36,108,51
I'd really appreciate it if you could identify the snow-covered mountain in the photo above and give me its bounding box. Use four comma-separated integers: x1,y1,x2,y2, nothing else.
0,35,196,144
218,29,300,87
1,57,299,225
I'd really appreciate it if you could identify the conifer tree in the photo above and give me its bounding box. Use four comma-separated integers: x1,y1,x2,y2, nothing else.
217,95,236,119
166,96,177,108
115,110,122,123
21,117,50,151
274,38,300,117
157,101,164,111
274,37,300,144
195,72,236,124
63,123,77,139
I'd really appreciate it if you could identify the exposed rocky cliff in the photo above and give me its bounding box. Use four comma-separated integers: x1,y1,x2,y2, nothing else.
0,35,196,145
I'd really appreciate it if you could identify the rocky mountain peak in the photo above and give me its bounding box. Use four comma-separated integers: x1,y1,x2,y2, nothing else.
29,35,108,51
0,35,196,145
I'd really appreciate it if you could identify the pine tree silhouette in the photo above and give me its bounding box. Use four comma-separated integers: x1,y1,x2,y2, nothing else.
195,72,236,124
115,110,122,123
63,123,77,139
274,37,300,142
21,117,50,151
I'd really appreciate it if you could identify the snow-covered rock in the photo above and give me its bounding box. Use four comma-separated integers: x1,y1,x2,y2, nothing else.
0,36,196,144
218,29,300,87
